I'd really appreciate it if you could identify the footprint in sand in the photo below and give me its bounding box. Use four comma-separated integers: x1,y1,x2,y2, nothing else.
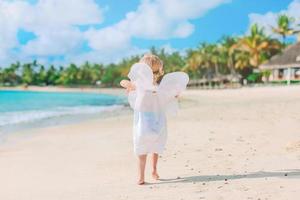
215,148,223,151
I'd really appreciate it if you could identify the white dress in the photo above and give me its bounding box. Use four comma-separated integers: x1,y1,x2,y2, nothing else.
127,63,189,155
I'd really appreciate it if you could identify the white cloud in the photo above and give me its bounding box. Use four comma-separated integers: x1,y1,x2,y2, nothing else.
0,0,230,66
173,22,195,38
0,1,36,66
84,0,231,53
21,0,103,56
0,0,103,65
0,1,29,62
21,27,83,56
84,26,131,52
161,0,230,20
65,46,148,65
29,0,103,27
248,0,300,37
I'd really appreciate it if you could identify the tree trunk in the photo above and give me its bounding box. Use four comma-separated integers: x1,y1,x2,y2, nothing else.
214,63,219,77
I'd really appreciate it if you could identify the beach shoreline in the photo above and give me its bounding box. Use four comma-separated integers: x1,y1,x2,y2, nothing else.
0,87,129,137
0,85,126,96
1,83,299,94
0,86,300,200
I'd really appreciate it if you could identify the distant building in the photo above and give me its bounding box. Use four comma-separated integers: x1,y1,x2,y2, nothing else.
260,42,300,85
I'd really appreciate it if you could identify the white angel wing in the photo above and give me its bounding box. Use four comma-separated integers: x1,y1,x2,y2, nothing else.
127,62,189,115
127,63,158,111
128,63,153,91
158,72,189,97
157,72,189,116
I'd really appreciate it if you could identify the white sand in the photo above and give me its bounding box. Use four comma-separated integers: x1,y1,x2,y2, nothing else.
0,86,125,95
0,86,300,200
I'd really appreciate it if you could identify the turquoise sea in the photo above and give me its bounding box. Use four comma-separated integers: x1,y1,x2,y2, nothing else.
0,90,126,128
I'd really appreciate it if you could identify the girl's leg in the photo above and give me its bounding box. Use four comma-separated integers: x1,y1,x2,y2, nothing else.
138,154,147,185
152,153,160,180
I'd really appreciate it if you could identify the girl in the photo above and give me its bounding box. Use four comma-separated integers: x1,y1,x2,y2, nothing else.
120,53,188,185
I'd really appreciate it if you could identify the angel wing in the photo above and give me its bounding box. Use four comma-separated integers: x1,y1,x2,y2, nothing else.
127,63,156,111
127,63,153,91
127,62,189,115
157,72,189,115
158,72,189,98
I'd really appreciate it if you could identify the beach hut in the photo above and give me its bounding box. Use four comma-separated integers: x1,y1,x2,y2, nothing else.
260,41,300,85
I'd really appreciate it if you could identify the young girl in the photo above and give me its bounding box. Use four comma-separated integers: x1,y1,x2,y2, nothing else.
120,53,188,185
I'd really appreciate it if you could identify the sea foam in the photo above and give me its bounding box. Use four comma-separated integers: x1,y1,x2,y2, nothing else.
0,105,124,127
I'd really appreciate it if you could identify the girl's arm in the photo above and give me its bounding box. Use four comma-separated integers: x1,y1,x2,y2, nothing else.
120,80,136,93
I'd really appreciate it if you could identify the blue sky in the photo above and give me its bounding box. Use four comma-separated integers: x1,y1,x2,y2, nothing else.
1,0,299,66
132,0,295,49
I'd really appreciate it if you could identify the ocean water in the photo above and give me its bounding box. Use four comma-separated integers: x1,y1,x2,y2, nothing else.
0,90,126,128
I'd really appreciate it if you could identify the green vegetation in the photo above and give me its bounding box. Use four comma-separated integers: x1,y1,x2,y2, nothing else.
272,14,300,44
0,15,299,87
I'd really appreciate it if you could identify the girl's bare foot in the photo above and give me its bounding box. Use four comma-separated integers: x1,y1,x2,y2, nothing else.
152,172,160,180
138,179,145,185
152,154,159,180
138,154,147,185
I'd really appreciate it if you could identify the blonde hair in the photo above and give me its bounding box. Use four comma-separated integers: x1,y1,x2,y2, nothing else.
139,53,164,84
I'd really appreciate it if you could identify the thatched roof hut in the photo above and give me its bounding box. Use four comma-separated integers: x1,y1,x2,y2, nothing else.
260,42,300,69
259,42,300,84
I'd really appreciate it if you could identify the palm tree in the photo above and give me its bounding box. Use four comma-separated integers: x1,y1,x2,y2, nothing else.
90,63,104,85
22,63,34,85
199,43,222,79
46,65,59,85
101,63,122,87
156,49,185,73
219,36,238,75
0,62,21,85
77,61,92,85
272,14,300,44
57,64,79,85
209,44,222,77
36,65,47,85
185,49,203,78
234,51,251,70
234,24,282,68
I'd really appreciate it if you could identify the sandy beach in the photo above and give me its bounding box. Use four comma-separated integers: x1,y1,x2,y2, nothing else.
0,86,300,200
0,86,126,96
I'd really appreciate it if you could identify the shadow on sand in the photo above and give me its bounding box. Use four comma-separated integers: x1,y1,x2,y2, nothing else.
146,169,300,185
